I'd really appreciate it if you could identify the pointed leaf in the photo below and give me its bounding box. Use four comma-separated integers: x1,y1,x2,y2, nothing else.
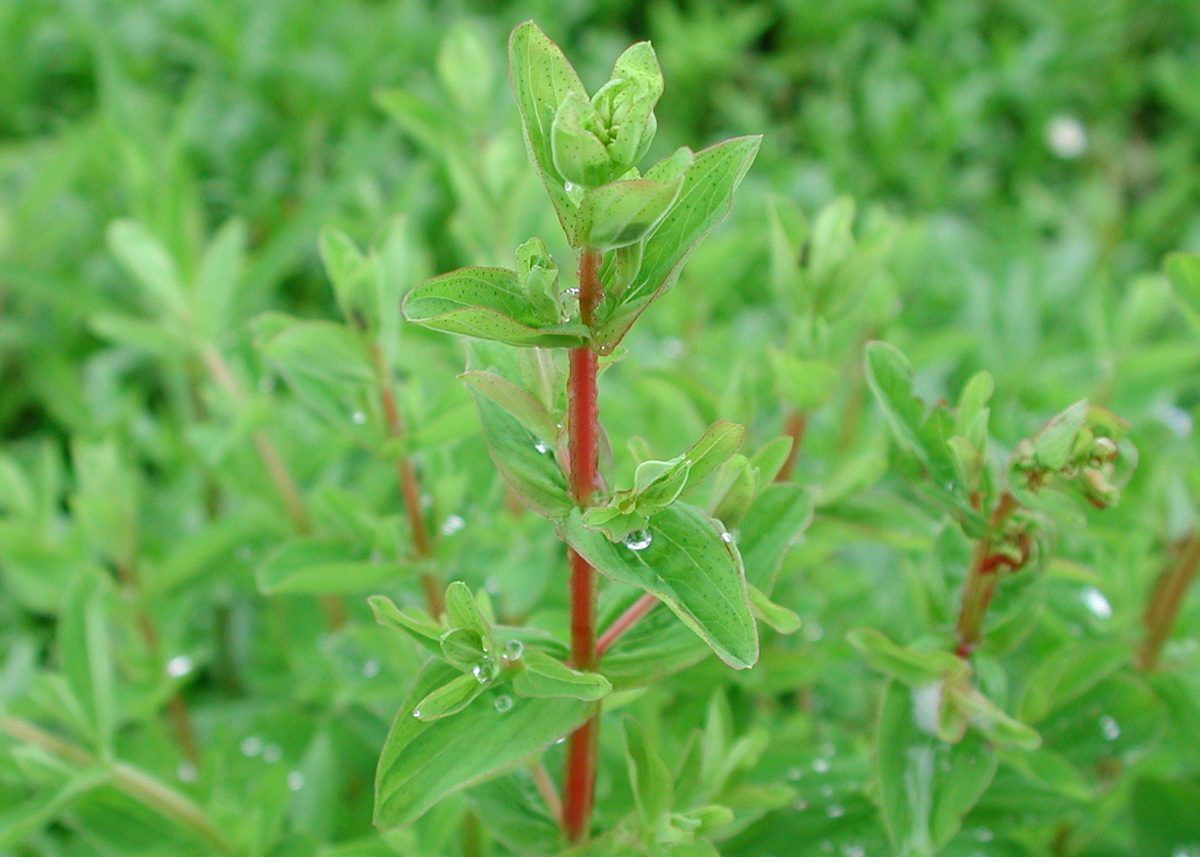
472,392,573,521
563,503,757,668
580,178,681,250
256,538,402,594
413,672,487,721
460,370,559,445
512,648,611,701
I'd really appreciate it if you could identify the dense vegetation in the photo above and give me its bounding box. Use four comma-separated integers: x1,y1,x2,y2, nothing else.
2,2,1200,856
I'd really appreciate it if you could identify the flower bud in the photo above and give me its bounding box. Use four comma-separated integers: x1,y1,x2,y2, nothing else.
592,42,663,173
550,91,611,189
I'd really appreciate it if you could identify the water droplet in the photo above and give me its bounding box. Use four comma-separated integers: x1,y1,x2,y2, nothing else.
662,338,684,359
504,640,524,659
262,744,282,764
812,758,831,774
287,771,305,791
820,784,834,797
803,622,824,642
1046,114,1087,158
494,694,514,712
564,181,577,193
793,799,809,811
820,840,834,852
975,827,994,842
1172,847,1200,857
623,530,652,551
420,493,433,509
786,767,803,781
720,531,734,543
1081,586,1113,619
912,681,944,737
841,846,865,857
362,659,380,678
351,411,367,425
240,737,263,757
473,659,500,684
1099,715,1121,740
485,576,502,595
441,514,465,536
165,655,194,678
176,762,198,783
412,709,423,719
826,804,844,818
820,741,835,757
534,440,551,454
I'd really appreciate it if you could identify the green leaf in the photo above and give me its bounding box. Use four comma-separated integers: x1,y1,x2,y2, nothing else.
550,91,611,189
953,685,1041,751
736,484,813,589
403,266,587,347
59,576,115,756
1165,252,1200,338
509,21,590,245
511,648,611,701
460,370,559,446
846,628,967,688
580,178,682,251
444,581,493,642
106,219,189,321
436,22,495,117
472,391,573,521
876,681,998,857
368,595,444,655
563,503,758,669
256,539,403,594
1032,399,1089,471
413,672,487,721
195,218,247,339
375,662,589,828
748,585,801,634
679,421,746,491
1131,777,1200,857
597,136,761,348
1017,640,1128,724
320,227,376,328
769,352,839,411
864,341,928,465
624,718,674,835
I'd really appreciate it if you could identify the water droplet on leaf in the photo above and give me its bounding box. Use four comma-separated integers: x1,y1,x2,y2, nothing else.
1081,586,1113,619
351,411,367,424
1099,715,1121,740
240,737,263,757
473,659,500,684
165,655,194,678
287,771,305,791
812,758,830,774
441,514,465,535
505,640,524,659
262,744,282,763
826,804,844,818
494,694,514,712
362,659,380,678
176,762,197,783
623,529,652,551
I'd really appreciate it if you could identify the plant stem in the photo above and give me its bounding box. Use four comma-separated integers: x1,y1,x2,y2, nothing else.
955,492,1020,658
1137,530,1200,671
116,560,200,765
596,593,659,657
530,759,563,820
201,346,346,629
369,342,443,617
774,409,808,482
0,716,233,853
562,248,602,843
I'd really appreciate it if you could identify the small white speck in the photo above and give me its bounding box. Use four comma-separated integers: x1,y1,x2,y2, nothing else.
826,804,844,818
441,514,465,536
176,762,197,783
262,744,282,763
240,737,263,757
812,758,831,773
1081,585,1113,619
720,531,733,543
803,622,824,642
351,411,367,424
662,338,684,359
1046,115,1087,158
362,659,380,678
1099,715,1121,741
165,655,194,678
287,771,305,791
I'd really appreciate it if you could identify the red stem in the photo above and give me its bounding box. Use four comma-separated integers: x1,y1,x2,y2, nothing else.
774,409,808,483
596,593,659,657
562,249,602,843
1138,530,1200,671
954,492,1020,658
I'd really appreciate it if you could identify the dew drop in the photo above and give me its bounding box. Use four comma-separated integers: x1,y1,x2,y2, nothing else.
412,709,423,719
720,531,734,544
165,655,194,678
826,804,845,818
534,440,551,454
820,784,834,797
820,841,834,853
420,493,433,509
812,758,831,774
485,576,502,595
1099,715,1121,740
662,338,684,359
441,514,465,536
176,762,198,783
623,529,653,551
494,694,514,713
1172,847,1200,857
240,737,263,757
975,827,994,842
1046,114,1087,158
262,744,282,764
1081,586,1113,619
351,411,367,425
504,640,524,659
564,181,577,193
786,767,803,781
804,622,825,642
287,771,305,791
362,659,380,678
841,845,865,857
793,799,809,811
820,741,835,757
473,659,500,684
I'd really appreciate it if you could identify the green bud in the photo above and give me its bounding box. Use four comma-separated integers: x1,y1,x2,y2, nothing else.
592,42,663,173
551,91,611,189
515,237,559,318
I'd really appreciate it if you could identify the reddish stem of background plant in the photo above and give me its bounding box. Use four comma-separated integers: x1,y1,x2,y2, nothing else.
955,492,1020,658
1138,530,1200,671
562,249,602,843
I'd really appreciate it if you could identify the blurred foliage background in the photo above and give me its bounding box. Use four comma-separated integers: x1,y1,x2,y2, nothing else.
3,1,1200,856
